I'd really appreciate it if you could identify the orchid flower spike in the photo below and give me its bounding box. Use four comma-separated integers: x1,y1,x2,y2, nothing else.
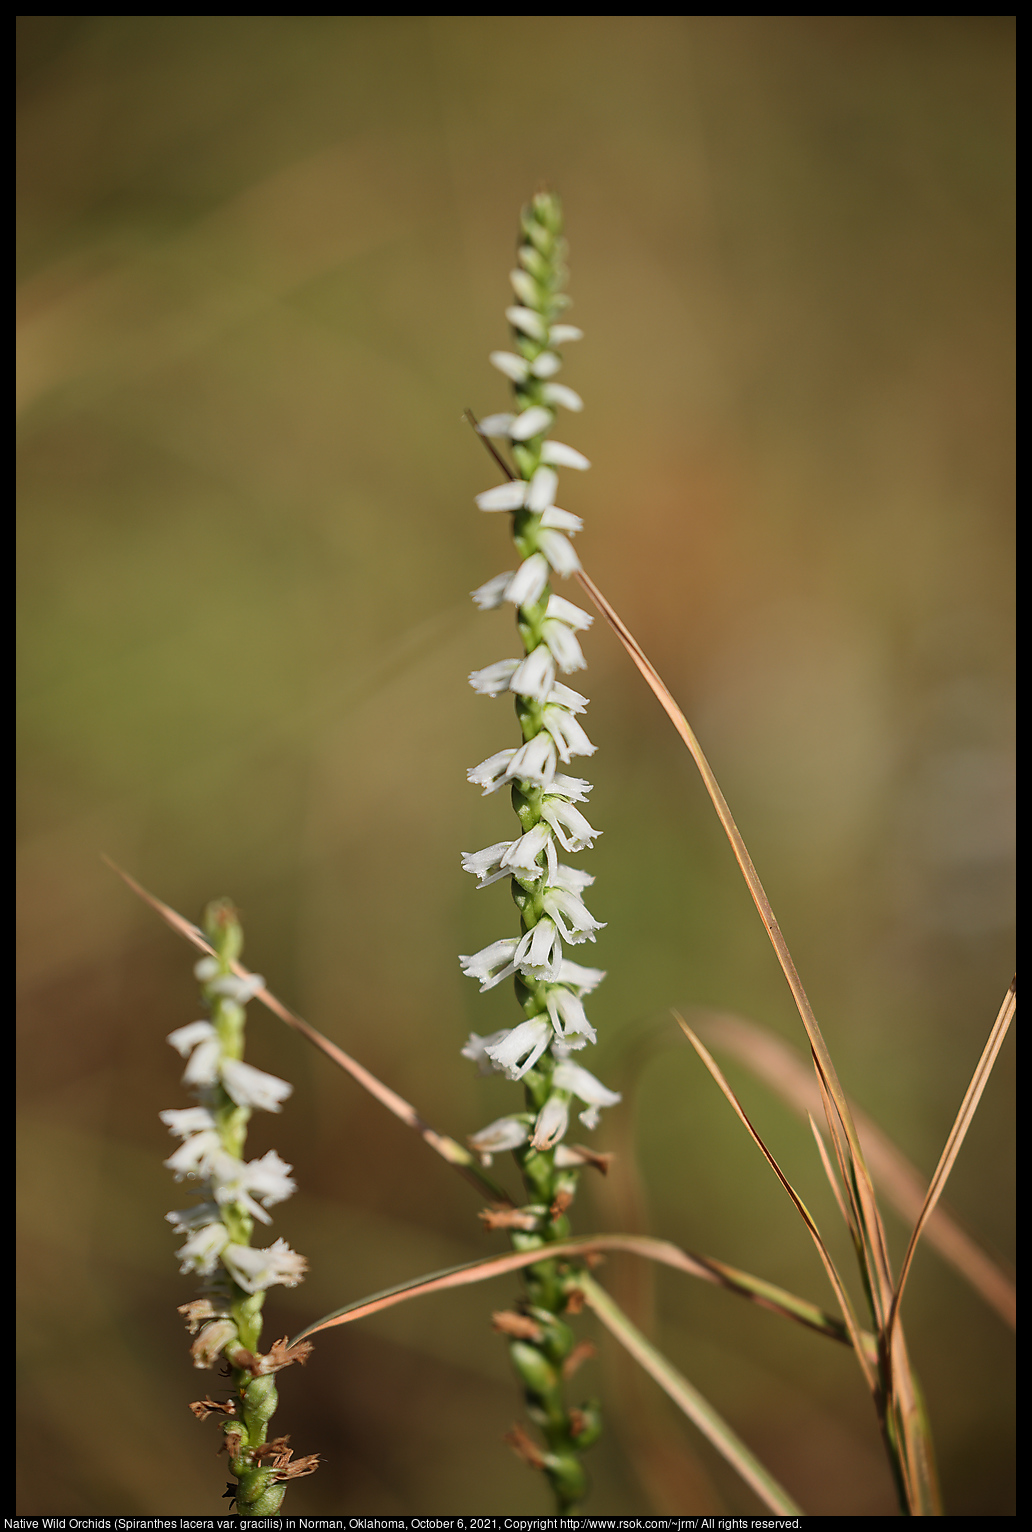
458,190,618,1511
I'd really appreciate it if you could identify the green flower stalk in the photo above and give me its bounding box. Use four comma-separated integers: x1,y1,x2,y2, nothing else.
459,191,618,1510
162,899,318,1512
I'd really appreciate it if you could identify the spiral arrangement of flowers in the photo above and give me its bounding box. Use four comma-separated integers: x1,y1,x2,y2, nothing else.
459,190,620,1507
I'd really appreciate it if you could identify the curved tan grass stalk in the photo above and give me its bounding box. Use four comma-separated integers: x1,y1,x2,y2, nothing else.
571,572,939,1512
695,1008,1016,1329
103,858,513,1206
675,1012,878,1395
290,1233,864,1349
886,978,1016,1353
292,1241,806,1513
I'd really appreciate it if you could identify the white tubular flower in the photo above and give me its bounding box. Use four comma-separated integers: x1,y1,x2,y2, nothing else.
484,1017,553,1079
536,528,581,575
468,749,518,793
461,841,515,887
542,382,583,412
546,773,593,803
509,645,557,701
476,481,528,512
176,1221,231,1276
506,732,558,786
210,1149,297,1221
461,1030,511,1075
471,571,516,609
549,864,595,897
165,1200,221,1234
548,682,589,714
549,323,583,345
540,797,601,852
505,305,547,341
509,268,540,308
468,1115,530,1164
514,917,564,980
542,704,596,762
222,1238,307,1293
539,505,582,533
193,957,220,982
510,406,554,440
476,414,516,438
530,352,562,379
469,659,521,696
505,553,550,608
219,1058,292,1112
490,350,531,383
542,887,605,944
183,1037,221,1089
160,1106,216,1138
531,1095,570,1150
500,822,552,875
526,466,559,512
165,1129,222,1179
208,972,265,1004
544,987,597,1045
553,1060,622,1129
459,938,519,991
545,594,592,630
541,441,590,470
541,619,586,674
558,958,607,994
167,1021,215,1057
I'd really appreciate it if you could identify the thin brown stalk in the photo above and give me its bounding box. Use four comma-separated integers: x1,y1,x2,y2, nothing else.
886,978,1016,1353
568,570,940,1510
103,857,513,1205
675,1012,878,1396
693,1009,1016,1330
291,1232,868,1352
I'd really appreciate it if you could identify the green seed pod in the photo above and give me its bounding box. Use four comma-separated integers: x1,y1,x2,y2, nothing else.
544,1449,589,1509
236,1465,280,1510
509,1339,560,1400
527,1307,575,1364
245,1480,286,1516
241,1373,279,1435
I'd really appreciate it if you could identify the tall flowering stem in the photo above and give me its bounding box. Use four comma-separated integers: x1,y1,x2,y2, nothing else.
460,191,620,1510
162,899,318,1512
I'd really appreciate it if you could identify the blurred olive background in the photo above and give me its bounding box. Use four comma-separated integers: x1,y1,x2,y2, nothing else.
17,16,1014,1517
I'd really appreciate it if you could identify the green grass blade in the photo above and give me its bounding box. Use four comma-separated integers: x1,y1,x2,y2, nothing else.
576,1272,803,1515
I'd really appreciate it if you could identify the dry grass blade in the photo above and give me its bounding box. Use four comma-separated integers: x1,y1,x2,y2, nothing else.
886,977,1016,1351
808,1112,859,1242
575,1272,803,1516
103,858,513,1205
290,1237,804,1514
290,1232,869,1350
695,1008,1015,1329
573,572,898,1303
675,1012,878,1396
568,561,937,1509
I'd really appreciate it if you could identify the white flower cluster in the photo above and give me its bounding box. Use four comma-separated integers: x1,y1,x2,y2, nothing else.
460,193,620,1167
162,959,307,1294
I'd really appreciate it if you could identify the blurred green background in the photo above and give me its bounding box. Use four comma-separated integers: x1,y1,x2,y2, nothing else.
17,16,1014,1516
